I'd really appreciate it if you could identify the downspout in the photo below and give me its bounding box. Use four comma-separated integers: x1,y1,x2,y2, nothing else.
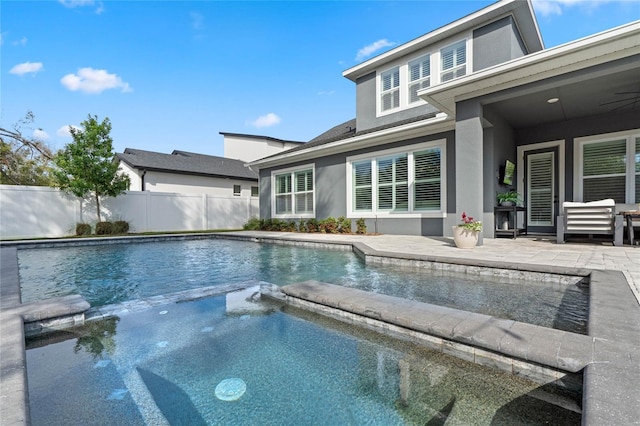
141,169,147,191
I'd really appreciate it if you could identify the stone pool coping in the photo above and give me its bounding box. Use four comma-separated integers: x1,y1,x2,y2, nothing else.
1,232,639,424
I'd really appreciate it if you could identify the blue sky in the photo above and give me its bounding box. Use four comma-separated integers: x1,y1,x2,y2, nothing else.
2,0,639,157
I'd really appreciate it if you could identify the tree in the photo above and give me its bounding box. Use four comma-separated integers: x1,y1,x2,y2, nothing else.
0,111,54,185
53,115,130,222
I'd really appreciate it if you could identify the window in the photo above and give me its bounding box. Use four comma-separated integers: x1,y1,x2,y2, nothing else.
348,141,445,216
251,186,259,197
413,148,442,210
577,131,640,203
408,55,430,104
377,155,408,211
441,41,466,82
380,67,400,112
233,184,241,196
272,166,314,217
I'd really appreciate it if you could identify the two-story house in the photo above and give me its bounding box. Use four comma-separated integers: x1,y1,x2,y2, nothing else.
249,0,640,239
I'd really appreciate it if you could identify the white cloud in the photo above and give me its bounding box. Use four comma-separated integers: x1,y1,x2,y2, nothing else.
355,39,395,61
59,0,104,14
532,0,614,16
60,67,132,94
33,129,49,141
248,113,281,128
9,62,43,76
57,125,81,137
12,37,28,46
190,12,204,30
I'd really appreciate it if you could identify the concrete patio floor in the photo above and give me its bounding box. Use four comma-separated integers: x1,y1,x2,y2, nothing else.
1,231,639,425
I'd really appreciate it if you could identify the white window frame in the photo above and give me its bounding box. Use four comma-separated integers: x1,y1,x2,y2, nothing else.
233,184,241,196
574,129,640,204
271,164,315,218
408,54,431,104
379,66,400,113
440,39,467,83
374,33,471,117
251,186,259,197
346,140,447,218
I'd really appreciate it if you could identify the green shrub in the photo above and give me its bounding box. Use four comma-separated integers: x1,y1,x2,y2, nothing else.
320,217,339,234
75,223,92,236
338,216,352,233
307,218,319,233
356,218,367,234
298,219,307,233
113,220,130,234
243,217,262,230
95,221,114,235
285,220,298,232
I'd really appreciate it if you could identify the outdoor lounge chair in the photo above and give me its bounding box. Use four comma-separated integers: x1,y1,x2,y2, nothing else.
557,198,623,246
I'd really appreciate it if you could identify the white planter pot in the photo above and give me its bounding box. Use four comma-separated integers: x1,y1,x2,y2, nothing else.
452,226,479,249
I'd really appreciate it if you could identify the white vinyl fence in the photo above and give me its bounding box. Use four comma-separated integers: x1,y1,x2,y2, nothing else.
0,185,259,239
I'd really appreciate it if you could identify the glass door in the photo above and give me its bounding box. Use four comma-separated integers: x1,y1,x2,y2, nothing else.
525,148,558,234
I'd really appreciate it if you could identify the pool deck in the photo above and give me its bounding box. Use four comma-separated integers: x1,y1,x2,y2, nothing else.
1,232,639,425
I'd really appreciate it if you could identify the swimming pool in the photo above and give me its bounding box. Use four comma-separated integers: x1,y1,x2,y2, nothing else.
26,290,580,425
17,238,589,333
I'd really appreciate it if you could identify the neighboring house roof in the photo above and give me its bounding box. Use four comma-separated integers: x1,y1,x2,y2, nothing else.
117,148,258,181
218,132,305,145
343,0,543,82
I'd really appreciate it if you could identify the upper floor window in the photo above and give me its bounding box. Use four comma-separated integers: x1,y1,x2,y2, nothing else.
441,40,466,82
380,67,400,111
272,166,315,217
251,186,259,197
233,184,241,196
408,55,430,104
577,131,640,203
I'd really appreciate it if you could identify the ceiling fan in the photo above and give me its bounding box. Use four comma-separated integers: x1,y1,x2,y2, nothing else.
599,90,640,111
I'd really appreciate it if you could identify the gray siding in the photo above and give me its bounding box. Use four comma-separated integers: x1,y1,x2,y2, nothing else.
473,16,527,72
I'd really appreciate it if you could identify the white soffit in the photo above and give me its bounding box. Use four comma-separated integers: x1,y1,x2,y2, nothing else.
418,21,640,118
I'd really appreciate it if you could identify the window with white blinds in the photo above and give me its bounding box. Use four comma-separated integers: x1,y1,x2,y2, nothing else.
441,41,466,82
578,132,640,203
353,161,372,211
414,148,441,211
408,55,430,104
378,155,408,211
381,67,400,111
582,139,626,203
273,167,314,217
349,142,444,215
527,152,554,226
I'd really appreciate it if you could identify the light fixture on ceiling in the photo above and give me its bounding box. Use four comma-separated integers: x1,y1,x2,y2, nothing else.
547,98,559,104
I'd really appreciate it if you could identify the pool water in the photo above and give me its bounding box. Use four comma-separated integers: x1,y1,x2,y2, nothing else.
17,238,589,333
26,291,581,425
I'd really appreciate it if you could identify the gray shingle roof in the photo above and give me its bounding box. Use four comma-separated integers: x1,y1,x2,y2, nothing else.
257,113,438,161
117,148,258,181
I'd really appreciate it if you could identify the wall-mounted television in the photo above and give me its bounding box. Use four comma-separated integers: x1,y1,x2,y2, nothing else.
501,160,515,185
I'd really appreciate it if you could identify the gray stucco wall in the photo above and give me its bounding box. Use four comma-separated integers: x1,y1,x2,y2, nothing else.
355,72,440,133
259,130,456,236
473,16,527,72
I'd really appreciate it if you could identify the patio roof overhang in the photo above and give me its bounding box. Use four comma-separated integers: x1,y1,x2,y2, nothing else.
417,21,640,127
